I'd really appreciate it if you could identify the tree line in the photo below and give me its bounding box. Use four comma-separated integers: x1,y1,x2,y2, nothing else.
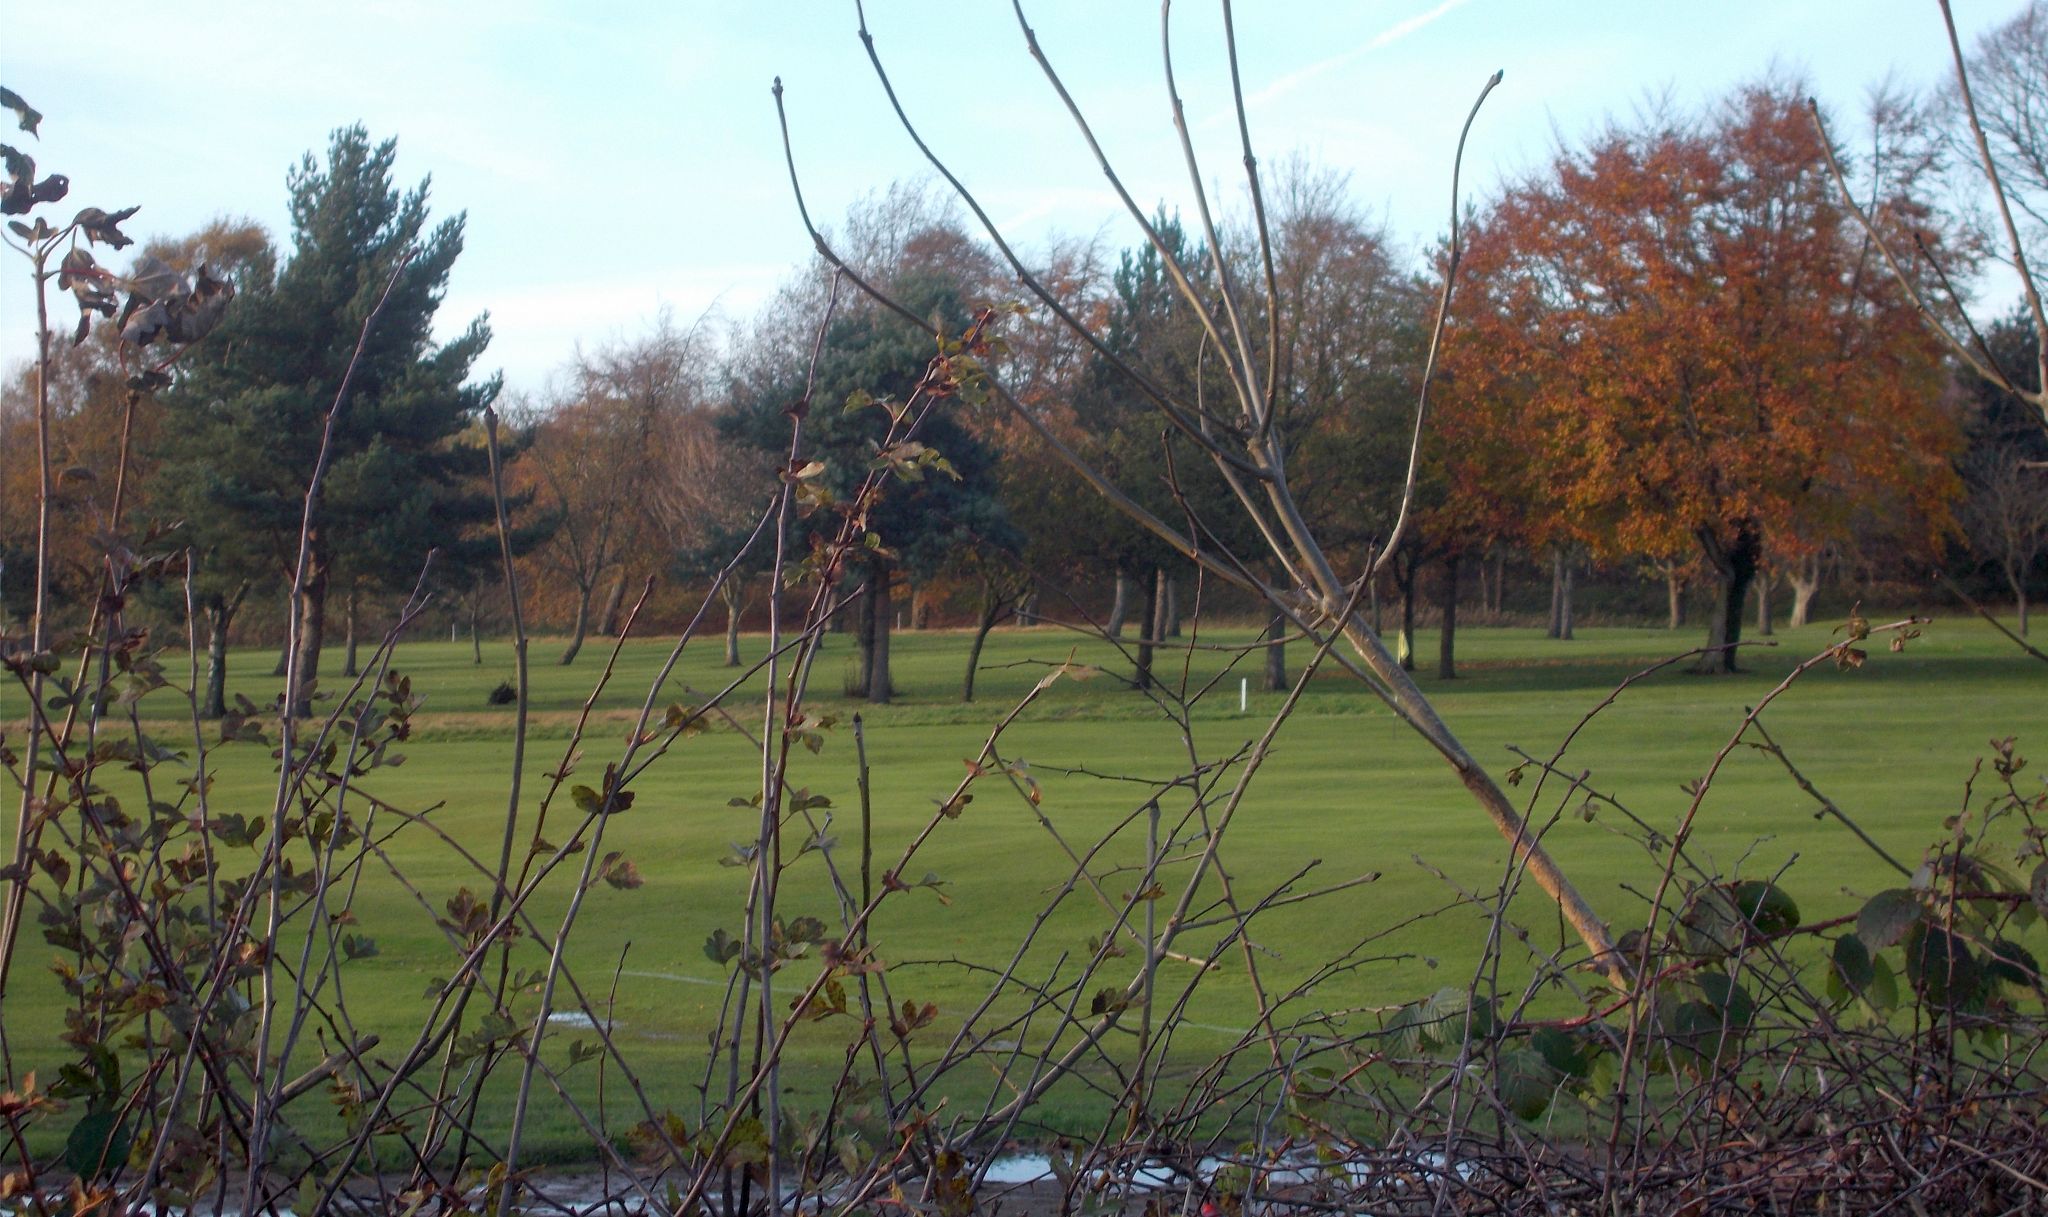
4,9,2045,710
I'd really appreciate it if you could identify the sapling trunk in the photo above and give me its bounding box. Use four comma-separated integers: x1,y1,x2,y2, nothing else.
2007,561,2031,636
1399,559,1417,671
721,580,745,666
866,565,893,704
961,583,1005,702
560,582,592,665
342,584,360,677
1437,553,1460,680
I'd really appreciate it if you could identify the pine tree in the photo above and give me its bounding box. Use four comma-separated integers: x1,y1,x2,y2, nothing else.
722,268,1012,704
155,126,498,714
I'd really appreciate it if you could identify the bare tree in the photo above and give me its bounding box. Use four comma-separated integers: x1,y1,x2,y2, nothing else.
518,394,631,665
520,310,720,662
1964,449,2048,633
1940,0,2048,265
1814,0,2047,434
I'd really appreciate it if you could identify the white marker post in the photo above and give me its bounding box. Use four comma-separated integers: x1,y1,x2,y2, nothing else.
1239,677,1247,713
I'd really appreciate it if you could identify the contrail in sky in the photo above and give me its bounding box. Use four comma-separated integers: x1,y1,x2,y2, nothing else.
1221,0,1476,120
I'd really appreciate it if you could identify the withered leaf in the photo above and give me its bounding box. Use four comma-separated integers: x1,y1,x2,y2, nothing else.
73,205,138,249
0,87,41,137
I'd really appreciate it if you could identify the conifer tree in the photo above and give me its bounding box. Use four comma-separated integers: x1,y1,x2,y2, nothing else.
156,126,498,713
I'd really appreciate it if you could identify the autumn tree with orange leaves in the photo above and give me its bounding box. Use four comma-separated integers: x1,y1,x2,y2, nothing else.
1444,84,1961,672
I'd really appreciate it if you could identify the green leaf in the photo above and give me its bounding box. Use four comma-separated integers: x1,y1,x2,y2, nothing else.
1657,999,1727,1067
1830,933,1874,995
1694,971,1757,1033
1984,938,2040,989
1902,923,1981,1007
65,1109,130,1180
1383,1003,1425,1055
1424,987,1496,1047
1494,1048,1560,1121
1530,1025,1600,1080
1729,880,1799,936
1856,889,1920,950
703,928,741,967
1677,887,1745,957
1867,954,1901,1011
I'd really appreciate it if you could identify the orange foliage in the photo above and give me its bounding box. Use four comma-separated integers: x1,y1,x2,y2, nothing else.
1440,85,1960,578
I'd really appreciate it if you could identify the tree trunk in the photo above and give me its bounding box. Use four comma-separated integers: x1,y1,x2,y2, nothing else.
1017,588,1038,627
2007,561,2031,636
1547,552,1562,637
1263,611,1288,692
1754,569,1775,637
829,574,850,633
962,581,1008,703
866,565,893,704
342,583,360,678
1398,558,1418,672
290,560,329,717
201,581,249,720
851,576,874,696
1694,525,1760,675
1547,549,1575,640
1106,568,1134,637
1787,554,1821,629
1164,574,1181,637
469,594,483,665
1370,571,1383,635
1437,553,1460,680
720,580,745,666
272,591,292,677
1134,568,1161,691
205,610,233,719
598,573,628,637
1664,564,1686,630
1490,550,1506,614
1560,561,1575,639
560,580,594,666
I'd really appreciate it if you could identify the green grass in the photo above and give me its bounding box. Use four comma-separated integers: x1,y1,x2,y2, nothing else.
4,612,2043,1158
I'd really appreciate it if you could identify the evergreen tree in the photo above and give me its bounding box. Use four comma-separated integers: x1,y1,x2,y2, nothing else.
722,269,1012,703
1052,213,1239,687
154,126,498,713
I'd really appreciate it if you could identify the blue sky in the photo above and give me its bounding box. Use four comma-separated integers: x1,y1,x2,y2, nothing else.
0,1,2026,394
